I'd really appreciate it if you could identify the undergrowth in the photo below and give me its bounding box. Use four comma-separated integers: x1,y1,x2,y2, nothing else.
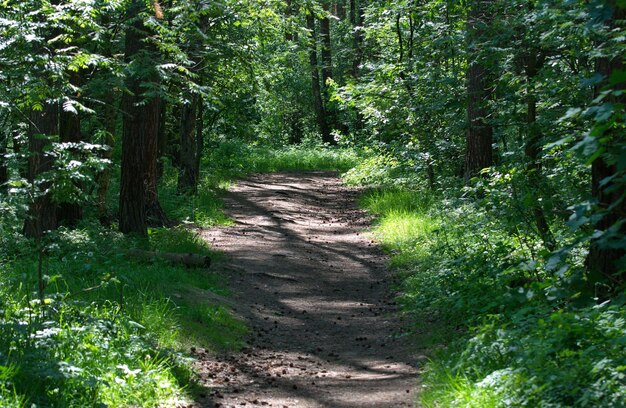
0,219,247,406
354,156,626,407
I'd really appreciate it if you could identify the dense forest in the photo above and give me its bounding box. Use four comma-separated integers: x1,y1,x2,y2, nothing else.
0,0,624,406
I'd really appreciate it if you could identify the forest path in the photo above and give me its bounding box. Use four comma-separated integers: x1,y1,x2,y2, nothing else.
193,172,419,408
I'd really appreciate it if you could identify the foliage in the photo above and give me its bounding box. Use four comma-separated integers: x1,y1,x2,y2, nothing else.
0,219,245,406
357,150,626,406
1,0,625,405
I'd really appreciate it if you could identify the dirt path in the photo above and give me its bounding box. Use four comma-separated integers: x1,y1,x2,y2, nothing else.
194,172,419,408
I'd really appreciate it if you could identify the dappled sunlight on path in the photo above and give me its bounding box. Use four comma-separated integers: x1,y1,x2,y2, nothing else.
193,172,419,408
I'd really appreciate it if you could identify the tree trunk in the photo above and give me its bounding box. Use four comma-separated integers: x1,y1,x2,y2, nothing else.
307,12,331,144
119,0,166,235
178,95,199,193
320,3,337,141
285,0,294,41
464,0,494,181
523,52,555,251
335,0,347,20
351,0,365,78
23,104,59,238
587,1,626,287
142,95,167,226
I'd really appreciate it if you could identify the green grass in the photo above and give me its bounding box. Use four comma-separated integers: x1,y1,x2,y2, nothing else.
0,224,246,407
352,154,626,408
246,145,361,173
421,363,501,408
359,188,438,267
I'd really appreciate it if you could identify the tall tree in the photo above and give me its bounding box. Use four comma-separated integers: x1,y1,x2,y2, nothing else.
119,0,166,235
307,10,332,143
320,2,338,141
23,104,59,237
587,1,626,286
350,0,365,78
464,0,494,181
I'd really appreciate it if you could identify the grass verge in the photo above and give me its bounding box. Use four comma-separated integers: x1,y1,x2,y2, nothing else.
0,223,247,407
354,159,626,407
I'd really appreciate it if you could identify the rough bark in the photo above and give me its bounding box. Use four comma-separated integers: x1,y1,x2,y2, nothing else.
307,12,331,144
587,1,626,286
23,104,59,238
464,0,494,182
119,0,165,235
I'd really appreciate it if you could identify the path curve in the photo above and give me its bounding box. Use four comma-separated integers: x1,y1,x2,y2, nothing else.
194,172,419,408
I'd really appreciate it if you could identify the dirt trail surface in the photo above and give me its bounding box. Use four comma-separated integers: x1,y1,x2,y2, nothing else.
194,172,419,408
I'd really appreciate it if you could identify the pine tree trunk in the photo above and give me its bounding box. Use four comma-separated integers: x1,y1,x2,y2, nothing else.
587,1,626,286
119,0,166,235
143,95,168,226
464,0,494,181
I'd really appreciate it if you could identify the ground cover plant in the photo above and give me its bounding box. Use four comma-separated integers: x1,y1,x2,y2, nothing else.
353,156,626,407
0,205,259,406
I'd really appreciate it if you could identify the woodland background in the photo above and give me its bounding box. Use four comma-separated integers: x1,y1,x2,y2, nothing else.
0,0,624,406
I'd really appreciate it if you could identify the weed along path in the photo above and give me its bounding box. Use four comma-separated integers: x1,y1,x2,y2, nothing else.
194,172,418,408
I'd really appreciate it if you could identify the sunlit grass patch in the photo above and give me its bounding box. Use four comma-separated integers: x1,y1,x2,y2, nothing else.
375,210,436,251
248,146,361,173
421,363,501,408
360,188,438,267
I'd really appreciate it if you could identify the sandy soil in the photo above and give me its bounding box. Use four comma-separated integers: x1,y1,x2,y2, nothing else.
192,172,419,408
